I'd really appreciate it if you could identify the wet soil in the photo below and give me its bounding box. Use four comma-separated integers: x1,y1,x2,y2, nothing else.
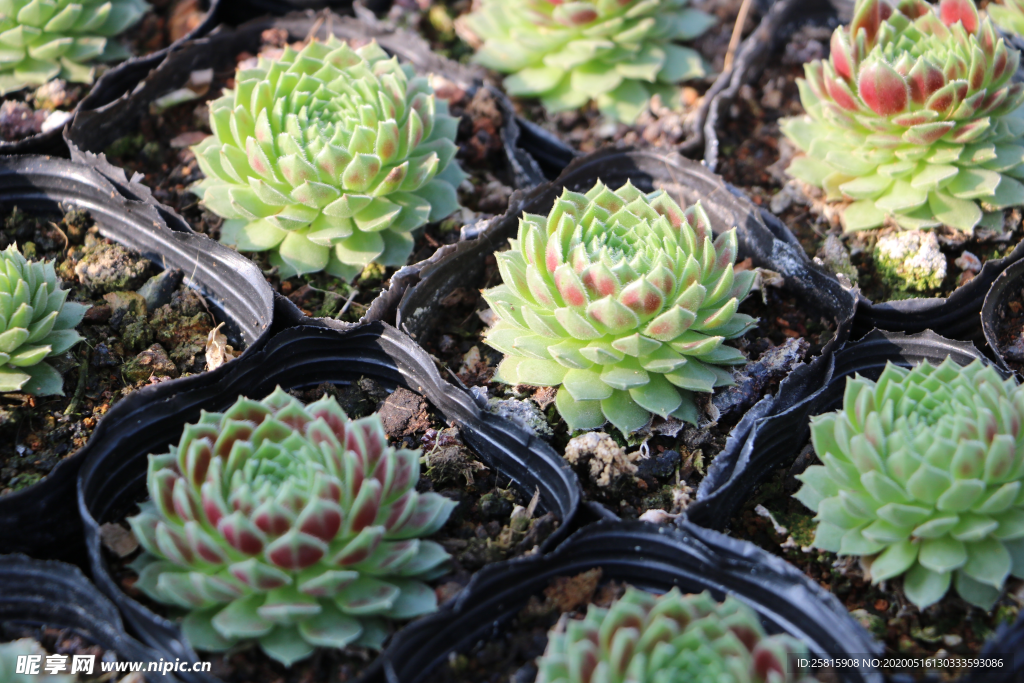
713,25,1024,304
0,624,131,682
100,28,514,325
0,0,208,143
0,207,222,495
408,245,837,520
102,378,558,683
730,456,1021,681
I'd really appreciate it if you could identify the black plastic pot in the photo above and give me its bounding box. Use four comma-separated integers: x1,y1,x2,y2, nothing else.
0,554,174,681
380,147,855,492
217,0,395,25
687,329,994,528
853,241,1024,344
380,519,883,683
78,322,582,682
1,0,222,156
394,146,855,339
684,0,849,166
688,330,1024,683
0,154,275,560
980,257,1024,376
692,0,1024,345
67,9,551,192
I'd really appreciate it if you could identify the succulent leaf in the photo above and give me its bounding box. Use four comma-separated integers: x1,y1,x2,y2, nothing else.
483,182,754,434
0,244,85,395
795,358,1024,609
0,638,75,682
782,0,1024,233
0,0,148,95
193,37,466,279
988,0,1024,37
126,388,456,665
458,0,716,123
535,586,814,683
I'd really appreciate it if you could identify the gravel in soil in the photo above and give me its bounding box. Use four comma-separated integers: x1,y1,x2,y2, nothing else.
1,624,137,682
0,0,208,144
102,378,558,683
713,24,1024,304
730,455,1021,681
100,28,514,325
409,248,836,520
0,206,225,495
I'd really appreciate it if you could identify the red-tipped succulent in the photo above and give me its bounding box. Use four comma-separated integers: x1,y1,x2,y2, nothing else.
127,388,455,666
535,587,815,683
782,0,1024,233
482,181,756,436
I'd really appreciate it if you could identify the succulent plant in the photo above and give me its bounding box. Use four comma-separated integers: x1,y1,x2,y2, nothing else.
126,387,456,666
192,36,466,280
781,0,1024,233
0,638,75,682
0,0,149,96
536,586,813,683
0,244,87,396
795,358,1024,610
482,181,756,435
457,0,715,123
988,0,1024,38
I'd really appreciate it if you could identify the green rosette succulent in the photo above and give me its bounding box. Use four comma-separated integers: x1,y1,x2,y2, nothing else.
482,181,756,435
0,244,87,396
0,639,75,682
781,0,1024,233
795,358,1024,610
457,0,715,123
192,36,466,280
126,387,456,666
536,586,813,683
989,0,1024,38
0,0,149,95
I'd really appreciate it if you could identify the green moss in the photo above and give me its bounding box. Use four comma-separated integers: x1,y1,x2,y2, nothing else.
105,133,145,159
8,472,42,492
995,604,1019,626
872,232,946,292
850,609,887,639
358,261,387,286
775,507,816,547
641,485,676,512
142,141,162,161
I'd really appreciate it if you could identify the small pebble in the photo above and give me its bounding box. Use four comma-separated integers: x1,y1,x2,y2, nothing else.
137,270,183,313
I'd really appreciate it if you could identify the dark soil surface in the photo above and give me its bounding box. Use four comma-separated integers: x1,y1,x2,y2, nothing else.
424,569,625,683
102,378,558,683
0,207,222,495
0,0,208,143
408,245,837,520
731,455,1021,681
989,284,1024,376
101,28,514,324
421,569,839,683
394,0,759,154
0,624,128,682
713,24,1024,304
